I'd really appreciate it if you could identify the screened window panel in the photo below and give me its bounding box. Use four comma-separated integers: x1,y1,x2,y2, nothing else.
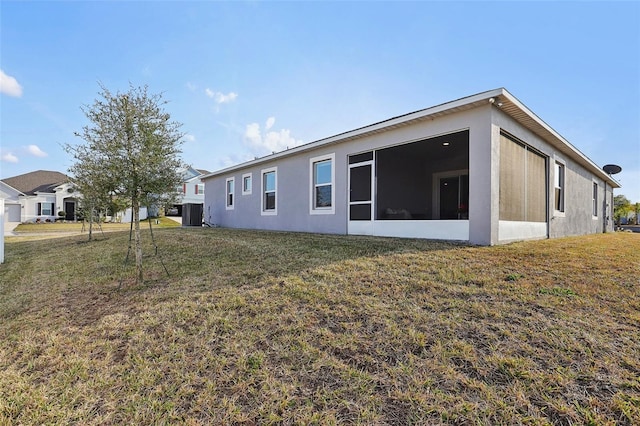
350,204,371,220
526,149,547,222
350,165,372,203
499,135,526,221
348,151,373,164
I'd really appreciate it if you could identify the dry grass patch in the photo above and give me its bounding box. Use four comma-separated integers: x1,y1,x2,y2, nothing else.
0,229,638,425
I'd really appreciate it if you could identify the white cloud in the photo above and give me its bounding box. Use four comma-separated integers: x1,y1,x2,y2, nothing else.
27,144,48,157
265,116,275,130
184,134,196,143
0,69,23,97
244,122,262,146
1,152,18,163
243,119,303,155
205,88,238,104
186,82,197,92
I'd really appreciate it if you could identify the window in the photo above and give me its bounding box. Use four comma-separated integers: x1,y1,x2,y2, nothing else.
177,185,184,194
554,161,565,213
195,184,204,195
593,182,598,217
242,173,252,195
226,177,235,210
310,154,335,214
261,167,277,215
38,202,54,216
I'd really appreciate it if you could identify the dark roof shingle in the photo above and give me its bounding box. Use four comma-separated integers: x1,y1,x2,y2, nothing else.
1,170,69,195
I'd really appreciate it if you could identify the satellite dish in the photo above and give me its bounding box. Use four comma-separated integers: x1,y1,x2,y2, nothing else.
602,164,622,175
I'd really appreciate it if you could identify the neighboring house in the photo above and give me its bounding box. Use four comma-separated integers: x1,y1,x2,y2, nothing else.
1,170,151,224
170,166,209,215
1,170,78,223
202,88,620,246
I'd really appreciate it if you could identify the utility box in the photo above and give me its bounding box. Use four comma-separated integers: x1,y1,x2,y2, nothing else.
182,203,203,227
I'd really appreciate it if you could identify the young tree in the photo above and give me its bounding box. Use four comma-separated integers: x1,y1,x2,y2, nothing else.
66,144,115,241
613,194,632,226
68,84,184,284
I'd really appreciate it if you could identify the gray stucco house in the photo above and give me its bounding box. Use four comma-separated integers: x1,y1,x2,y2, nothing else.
202,88,620,245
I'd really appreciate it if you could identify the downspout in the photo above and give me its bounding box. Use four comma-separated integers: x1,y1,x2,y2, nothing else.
603,181,607,233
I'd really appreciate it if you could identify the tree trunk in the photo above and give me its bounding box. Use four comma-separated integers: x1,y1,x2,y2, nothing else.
88,206,93,241
133,196,144,284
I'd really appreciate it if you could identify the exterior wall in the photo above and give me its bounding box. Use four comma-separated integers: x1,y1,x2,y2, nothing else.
205,106,495,244
54,184,78,221
22,194,57,222
176,167,205,206
0,183,22,223
180,176,206,205
204,101,614,245
206,150,346,234
467,107,494,245
491,107,612,243
548,155,611,238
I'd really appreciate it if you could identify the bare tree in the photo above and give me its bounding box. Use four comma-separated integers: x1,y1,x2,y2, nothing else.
67,84,185,284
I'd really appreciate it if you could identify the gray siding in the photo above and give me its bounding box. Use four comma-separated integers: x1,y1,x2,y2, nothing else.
204,101,616,245
492,107,614,239
205,107,494,242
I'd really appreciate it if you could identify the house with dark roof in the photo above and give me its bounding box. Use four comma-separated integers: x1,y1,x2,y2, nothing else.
1,170,78,222
202,88,621,245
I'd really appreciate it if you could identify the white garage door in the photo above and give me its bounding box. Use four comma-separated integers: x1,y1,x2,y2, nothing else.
5,204,21,222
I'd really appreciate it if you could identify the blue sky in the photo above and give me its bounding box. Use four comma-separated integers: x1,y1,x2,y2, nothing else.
1,1,639,201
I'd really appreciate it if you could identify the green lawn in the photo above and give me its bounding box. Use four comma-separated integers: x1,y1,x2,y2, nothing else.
10,217,180,237
0,229,638,425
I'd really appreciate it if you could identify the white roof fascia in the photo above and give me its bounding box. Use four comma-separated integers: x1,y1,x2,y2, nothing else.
203,88,620,188
498,89,621,188
0,181,25,196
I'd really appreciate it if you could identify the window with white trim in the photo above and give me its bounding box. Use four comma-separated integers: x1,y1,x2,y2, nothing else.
242,173,252,195
592,182,598,217
226,177,235,210
39,202,54,216
310,154,335,214
261,167,277,215
195,184,204,195
554,161,565,213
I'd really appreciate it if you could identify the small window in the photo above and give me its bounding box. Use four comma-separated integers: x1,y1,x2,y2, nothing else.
554,162,565,213
262,167,277,215
226,177,235,210
40,202,53,216
310,154,335,214
242,173,252,195
177,185,184,194
195,184,204,195
592,182,598,217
